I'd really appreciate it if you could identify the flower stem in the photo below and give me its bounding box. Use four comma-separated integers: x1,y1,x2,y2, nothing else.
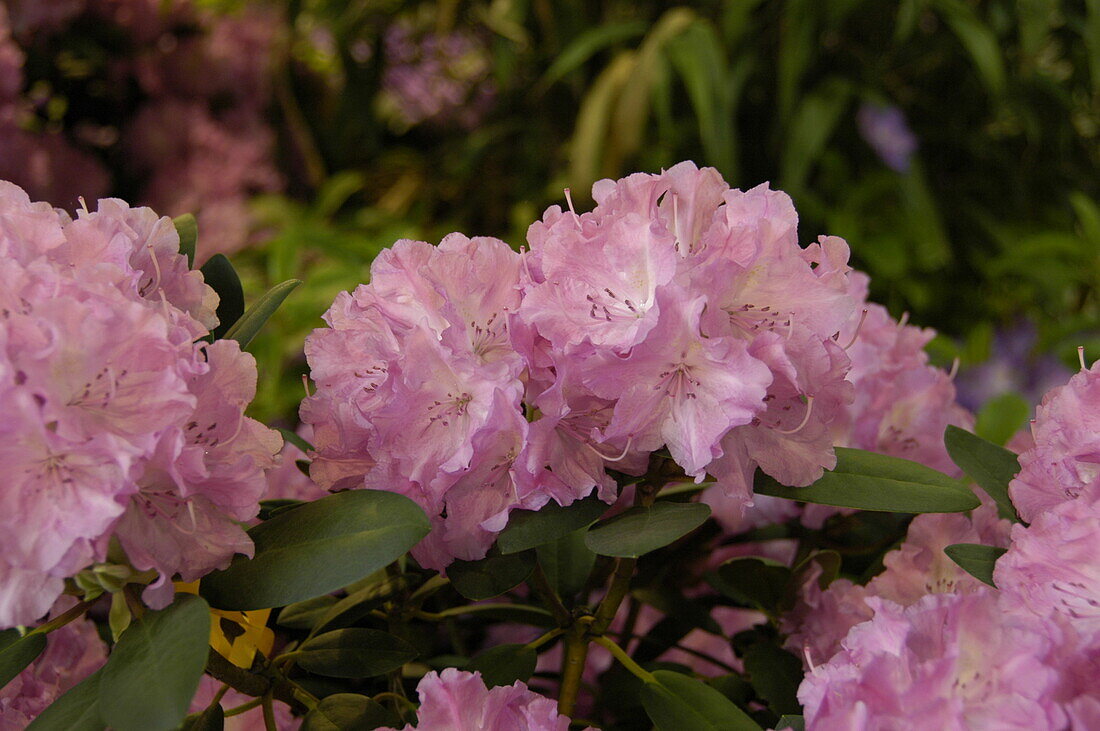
261,691,277,731
557,620,591,718
27,598,98,636
526,627,565,651
592,636,656,684
223,697,263,718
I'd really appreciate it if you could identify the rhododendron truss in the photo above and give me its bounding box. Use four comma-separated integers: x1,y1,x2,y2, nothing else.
9,164,1097,731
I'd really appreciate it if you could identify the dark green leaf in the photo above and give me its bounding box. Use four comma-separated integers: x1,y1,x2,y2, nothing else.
586,502,711,558
199,254,244,340
792,550,842,592
173,213,198,269
201,490,430,610
0,630,46,689
466,644,537,687
301,694,399,731
944,543,1007,587
536,528,597,600
498,494,608,554
295,628,417,678
277,595,340,630
180,704,224,731
776,715,806,731
99,594,210,731
974,392,1030,447
640,669,763,730
707,557,792,612
258,499,305,521
448,551,536,601
933,0,1006,93
223,279,301,349
742,644,803,715
27,668,104,731
944,425,1021,522
755,448,980,513
311,572,410,634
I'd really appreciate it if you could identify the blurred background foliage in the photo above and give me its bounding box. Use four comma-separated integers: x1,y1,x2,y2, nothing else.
3,0,1098,423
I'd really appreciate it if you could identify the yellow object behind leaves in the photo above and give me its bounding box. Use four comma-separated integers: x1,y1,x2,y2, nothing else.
175,581,274,668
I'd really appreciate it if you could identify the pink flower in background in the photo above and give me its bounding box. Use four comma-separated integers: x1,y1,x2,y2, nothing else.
0,182,278,626
1009,359,1100,522
0,608,106,729
799,591,1067,730
382,669,572,731
856,103,918,173
189,675,296,731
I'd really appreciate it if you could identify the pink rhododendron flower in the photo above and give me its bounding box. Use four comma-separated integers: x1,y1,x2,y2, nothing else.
799,591,1068,730
189,675,296,731
382,668,572,731
0,182,278,625
1009,359,1100,522
995,494,1100,636
0,609,106,729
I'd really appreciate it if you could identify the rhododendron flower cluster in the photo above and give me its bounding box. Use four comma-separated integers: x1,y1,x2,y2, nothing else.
796,359,1100,727
381,669,574,731
0,182,278,627
304,162,878,569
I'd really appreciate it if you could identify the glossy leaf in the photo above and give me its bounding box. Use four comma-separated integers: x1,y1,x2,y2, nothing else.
640,669,763,731
755,448,980,513
277,596,339,630
180,704,224,731
277,427,315,455
223,279,301,349
0,629,46,689
199,254,244,340
540,20,648,89
27,669,104,731
99,594,210,731
498,494,608,554
201,490,430,610
466,644,537,687
294,628,417,679
310,572,410,634
172,213,198,269
742,644,802,715
536,528,597,600
301,694,398,731
586,502,711,558
944,425,1021,522
448,551,536,601
707,557,791,613
944,543,1007,587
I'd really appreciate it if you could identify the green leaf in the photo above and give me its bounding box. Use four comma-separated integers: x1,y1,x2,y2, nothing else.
27,669,105,731
277,427,315,455
99,594,210,731
933,0,1006,94
180,704,224,731
540,20,648,88
277,595,340,630
466,643,537,687
742,644,802,715
665,20,734,175
640,669,763,730
975,392,1031,447
707,557,792,613
944,425,1021,522
536,528,597,600
498,494,607,554
199,254,244,340
776,715,806,731
780,77,850,194
223,279,301,349
310,572,410,634
448,551,536,601
0,630,46,689
754,448,980,513
201,490,430,610
301,693,399,731
944,543,1007,587
173,213,198,269
294,628,417,678
586,502,711,558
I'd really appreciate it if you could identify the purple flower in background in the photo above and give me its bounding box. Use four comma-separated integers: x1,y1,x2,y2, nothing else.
857,103,918,173
954,320,1072,413
380,19,495,129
